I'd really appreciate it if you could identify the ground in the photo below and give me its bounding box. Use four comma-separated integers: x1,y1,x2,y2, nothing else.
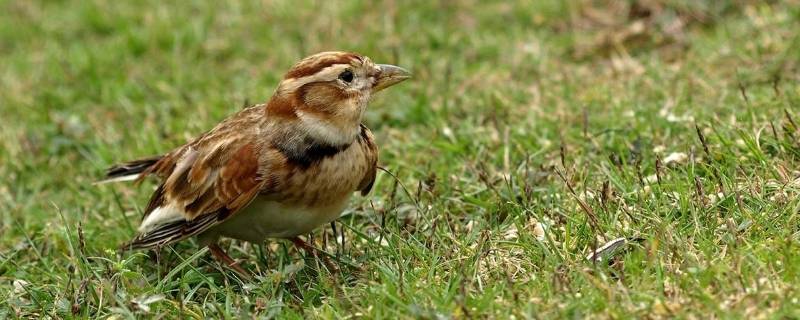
1,0,800,318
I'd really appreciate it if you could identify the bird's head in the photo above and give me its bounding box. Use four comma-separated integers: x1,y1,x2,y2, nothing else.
267,51,410,147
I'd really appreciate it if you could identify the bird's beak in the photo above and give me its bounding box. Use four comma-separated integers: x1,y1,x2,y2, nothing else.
373,64,411,92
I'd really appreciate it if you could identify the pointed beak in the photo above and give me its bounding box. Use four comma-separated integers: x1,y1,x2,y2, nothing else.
373,64,411,92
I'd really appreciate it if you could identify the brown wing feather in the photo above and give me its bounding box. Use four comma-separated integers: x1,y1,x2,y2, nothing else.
357,125,378,195
123,141,264,249
123,106,267,249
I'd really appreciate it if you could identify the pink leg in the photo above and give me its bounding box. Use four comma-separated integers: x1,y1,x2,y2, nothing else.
207,243,253,280
290,237,339,272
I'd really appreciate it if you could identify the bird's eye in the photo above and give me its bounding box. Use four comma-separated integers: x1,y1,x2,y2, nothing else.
338,70,354,83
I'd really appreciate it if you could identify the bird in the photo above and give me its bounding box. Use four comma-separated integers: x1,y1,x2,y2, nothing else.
99,51,410,277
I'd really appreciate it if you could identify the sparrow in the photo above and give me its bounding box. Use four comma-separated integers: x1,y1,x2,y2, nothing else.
100,51,410,277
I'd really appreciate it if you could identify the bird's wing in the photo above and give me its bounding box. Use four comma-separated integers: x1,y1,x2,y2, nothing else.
356,125,378,196
122,106,269,249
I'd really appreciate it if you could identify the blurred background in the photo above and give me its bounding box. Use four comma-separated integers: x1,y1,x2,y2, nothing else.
1,0,799,317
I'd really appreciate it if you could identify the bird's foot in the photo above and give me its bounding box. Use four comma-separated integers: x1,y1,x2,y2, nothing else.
290,237,340,273
207,243,253,280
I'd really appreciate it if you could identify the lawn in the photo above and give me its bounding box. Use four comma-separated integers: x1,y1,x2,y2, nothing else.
1,0,799,318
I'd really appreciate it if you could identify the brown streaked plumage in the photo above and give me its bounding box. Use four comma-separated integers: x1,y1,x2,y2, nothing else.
100,51,410,277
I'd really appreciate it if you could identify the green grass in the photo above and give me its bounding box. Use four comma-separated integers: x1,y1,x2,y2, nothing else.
2,0,800,318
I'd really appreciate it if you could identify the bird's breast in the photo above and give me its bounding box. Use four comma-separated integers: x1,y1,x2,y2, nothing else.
268,136,373,206
202,137,374,243
208,197,350,242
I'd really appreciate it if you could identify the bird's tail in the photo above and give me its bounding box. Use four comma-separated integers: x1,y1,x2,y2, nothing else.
96,156,163,184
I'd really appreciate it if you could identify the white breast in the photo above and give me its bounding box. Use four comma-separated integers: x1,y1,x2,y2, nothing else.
199,196,350,244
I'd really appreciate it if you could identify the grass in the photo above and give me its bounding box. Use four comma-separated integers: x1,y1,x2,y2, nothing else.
1,0,799,318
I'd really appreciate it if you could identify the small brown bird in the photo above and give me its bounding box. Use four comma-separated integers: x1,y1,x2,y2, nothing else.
101,52,410,276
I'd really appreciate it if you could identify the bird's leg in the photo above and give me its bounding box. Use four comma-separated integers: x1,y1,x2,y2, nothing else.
207,243,253,280
290,237,339,272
